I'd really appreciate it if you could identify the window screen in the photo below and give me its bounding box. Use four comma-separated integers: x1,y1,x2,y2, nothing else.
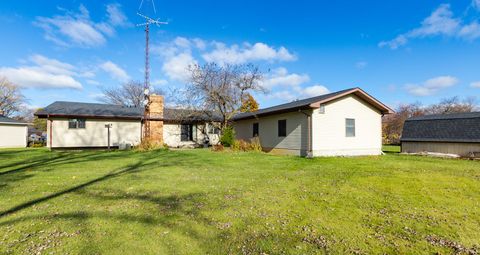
278,119,286,137
252,123,259,137
346,118,355,137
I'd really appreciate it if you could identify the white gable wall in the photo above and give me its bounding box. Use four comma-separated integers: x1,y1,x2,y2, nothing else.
47,118,141,148
0,124,28,148
311,95,382,156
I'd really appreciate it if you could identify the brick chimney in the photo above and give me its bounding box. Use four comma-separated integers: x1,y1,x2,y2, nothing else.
0,110,4,116
145,94,164,144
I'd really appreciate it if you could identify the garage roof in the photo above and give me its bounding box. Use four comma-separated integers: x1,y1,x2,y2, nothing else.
0,116,28,125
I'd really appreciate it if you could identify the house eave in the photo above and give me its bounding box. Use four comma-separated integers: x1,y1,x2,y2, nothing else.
309,88,395,114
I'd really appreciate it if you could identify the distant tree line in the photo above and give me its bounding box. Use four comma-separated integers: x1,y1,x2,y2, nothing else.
383,96,478,144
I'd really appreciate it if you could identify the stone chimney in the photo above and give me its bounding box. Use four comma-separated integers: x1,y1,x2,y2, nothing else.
145,94,164,144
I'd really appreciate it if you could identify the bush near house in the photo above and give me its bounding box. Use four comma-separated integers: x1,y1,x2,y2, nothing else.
219,126,235,147
0,149,479,254
232,137,262,152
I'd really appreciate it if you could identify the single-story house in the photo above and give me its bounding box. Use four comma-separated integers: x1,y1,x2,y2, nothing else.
233,87,394,157
35,95,221,149
35,88,393,157
401,112,480,157
0,113,28,148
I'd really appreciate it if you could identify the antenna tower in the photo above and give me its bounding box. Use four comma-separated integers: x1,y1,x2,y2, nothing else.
136,0,168,139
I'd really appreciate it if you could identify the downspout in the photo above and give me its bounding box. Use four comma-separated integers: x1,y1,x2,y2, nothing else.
48,115,53,150
299,110,313,158
140,117,144,142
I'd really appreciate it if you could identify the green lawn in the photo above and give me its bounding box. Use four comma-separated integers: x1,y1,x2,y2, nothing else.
0,149,479,254
382,145,401,153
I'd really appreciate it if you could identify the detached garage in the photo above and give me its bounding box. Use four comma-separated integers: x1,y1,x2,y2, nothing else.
401,112,480,157
0,114,28,148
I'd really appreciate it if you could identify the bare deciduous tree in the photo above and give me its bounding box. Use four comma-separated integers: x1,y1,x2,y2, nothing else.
382,96,478,144
184,63,264,128
425,96,477,114
102,81,163,107
0,76,25,117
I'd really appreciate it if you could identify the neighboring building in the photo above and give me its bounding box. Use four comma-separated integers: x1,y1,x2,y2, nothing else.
35,95,221,149
0,113,28,148
401,112,480,157
233,88,394,157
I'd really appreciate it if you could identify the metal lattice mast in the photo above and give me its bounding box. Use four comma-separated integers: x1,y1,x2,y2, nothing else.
143,22,151,138
136,1,167,140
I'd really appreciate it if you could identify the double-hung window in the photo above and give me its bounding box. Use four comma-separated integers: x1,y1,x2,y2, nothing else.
346,118,355,137
68,119,86,129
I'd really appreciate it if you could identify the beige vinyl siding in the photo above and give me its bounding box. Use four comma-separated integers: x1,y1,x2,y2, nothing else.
402,141,480,156
311,95,382,156
234,111,309,156
0,124,28,148
163,123,220,148
48,118,141,148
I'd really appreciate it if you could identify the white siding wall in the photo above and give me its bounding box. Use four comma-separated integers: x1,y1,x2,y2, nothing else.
0,124,28,148
47,118,141,148
234,111,309,156
312,95,382,156
163,123,220,148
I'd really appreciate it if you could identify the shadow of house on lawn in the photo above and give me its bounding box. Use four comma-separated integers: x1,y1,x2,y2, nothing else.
0,149,225,253
0,149,213,216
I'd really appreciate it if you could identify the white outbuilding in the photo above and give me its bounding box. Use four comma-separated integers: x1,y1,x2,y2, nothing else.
0,114,28,148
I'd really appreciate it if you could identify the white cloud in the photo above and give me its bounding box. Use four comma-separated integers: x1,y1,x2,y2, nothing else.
86,80,100,85
34,4,128,47
261,68,328,102
261,67,310,89
355,61,368,69
473,0,480,10
106,3,129,27
459,21,480,40
266,85,330,102
153,37,297,84
297,85,330,98
152,79,168,86
405,76,458,96
471,81,480,88
202,42,296,65
100,61,130,82
29,54,75,76
0,55,82,89
379,4,480,49
162,53,197,82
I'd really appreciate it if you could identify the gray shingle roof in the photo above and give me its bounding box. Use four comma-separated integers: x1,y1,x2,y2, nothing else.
0,115,28,125
233,87,393,120
401,112,480,143
35,101,222,122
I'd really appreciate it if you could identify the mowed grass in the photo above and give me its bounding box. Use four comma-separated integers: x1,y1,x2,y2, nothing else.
0,149,479,254
382,145,401,153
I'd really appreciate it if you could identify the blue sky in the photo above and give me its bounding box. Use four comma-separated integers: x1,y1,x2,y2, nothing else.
1,0,480,110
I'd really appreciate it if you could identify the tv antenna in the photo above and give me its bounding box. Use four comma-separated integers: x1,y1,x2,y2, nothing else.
136,0,168,139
